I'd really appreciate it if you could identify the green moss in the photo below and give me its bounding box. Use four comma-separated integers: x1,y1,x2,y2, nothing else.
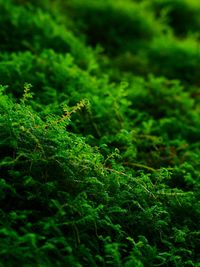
0,0,200,266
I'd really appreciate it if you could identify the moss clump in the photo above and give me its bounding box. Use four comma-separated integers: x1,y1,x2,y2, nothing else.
0,0,200,266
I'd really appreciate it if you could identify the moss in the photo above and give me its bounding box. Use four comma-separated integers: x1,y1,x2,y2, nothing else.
0,0,200,266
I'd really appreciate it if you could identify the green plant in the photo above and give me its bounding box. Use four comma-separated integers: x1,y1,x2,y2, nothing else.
0,0,200,266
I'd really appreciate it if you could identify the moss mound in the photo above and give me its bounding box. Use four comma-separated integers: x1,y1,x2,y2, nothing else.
0,0,200,266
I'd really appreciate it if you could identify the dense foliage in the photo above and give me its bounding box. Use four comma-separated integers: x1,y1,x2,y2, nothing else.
0,0,200,266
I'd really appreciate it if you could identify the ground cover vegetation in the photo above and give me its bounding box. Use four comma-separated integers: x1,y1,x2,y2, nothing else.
0,0,200,266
